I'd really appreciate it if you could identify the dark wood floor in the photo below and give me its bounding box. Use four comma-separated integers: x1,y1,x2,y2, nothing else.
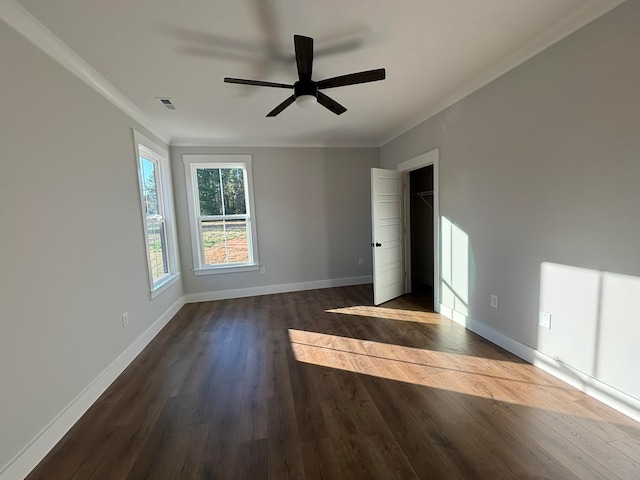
28,285,640,479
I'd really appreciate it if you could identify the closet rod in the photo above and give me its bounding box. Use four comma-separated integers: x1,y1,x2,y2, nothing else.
411,190,433,208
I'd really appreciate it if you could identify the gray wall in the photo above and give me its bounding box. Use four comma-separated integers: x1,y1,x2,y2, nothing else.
171,146,378,295
381,1,640,401
0,23,183,470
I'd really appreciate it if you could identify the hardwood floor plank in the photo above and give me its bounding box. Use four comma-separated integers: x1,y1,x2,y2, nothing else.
300,438,345,480
361,375,471,479
69,426,145,480
317,369,420,480
197,381,245,479
124,422,209,480
288,361,330,443
238,366,268,442
528,406,640,480
611,435,640,464
234,438,269,480
267,394,305,479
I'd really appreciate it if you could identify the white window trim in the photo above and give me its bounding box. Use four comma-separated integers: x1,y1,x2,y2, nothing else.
183,154,260,275
134,131,180,297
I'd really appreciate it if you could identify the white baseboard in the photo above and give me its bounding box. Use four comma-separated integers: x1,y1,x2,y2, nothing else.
439,303,640,424
0,297,186,480
185,275,373,303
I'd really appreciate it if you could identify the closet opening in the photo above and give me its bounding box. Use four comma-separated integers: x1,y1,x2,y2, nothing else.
408,164,435,311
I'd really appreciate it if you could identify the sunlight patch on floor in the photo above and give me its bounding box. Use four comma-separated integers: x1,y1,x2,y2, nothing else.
326,305,443,324
288,328,599,419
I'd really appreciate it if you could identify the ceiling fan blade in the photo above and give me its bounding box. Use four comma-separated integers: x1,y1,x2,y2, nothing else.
224,77,293,89
317,68,386,90
317,92,347,115
294,35,313,81
266,95,295,117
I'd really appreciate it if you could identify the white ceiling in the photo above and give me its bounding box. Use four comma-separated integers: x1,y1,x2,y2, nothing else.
3,0,624,146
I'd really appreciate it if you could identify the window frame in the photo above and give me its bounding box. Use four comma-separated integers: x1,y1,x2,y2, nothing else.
134,131,180,297
183,154,260,275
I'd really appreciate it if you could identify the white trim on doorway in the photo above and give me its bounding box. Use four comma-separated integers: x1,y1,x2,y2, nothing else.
397,149,440,311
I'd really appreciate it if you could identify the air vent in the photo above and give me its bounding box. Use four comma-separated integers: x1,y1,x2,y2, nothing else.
156,97,175,110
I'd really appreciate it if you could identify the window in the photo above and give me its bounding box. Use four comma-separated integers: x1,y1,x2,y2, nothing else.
134,131,179,296
183,155,259,274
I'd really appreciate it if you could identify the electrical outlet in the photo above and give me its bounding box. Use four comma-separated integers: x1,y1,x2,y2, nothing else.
539,311,552,329
358,258,364,266
490,295,499,309
122,312,129,328
260,266,266,274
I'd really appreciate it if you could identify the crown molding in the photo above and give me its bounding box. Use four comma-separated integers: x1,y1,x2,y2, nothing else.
378,0,626,147
0,0,171,145
170,137,379,148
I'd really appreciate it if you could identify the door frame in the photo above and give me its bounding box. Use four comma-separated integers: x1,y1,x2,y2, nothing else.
397,149,440,312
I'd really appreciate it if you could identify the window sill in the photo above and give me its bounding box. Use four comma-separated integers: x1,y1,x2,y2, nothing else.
150,273,181,299
193,264,259,276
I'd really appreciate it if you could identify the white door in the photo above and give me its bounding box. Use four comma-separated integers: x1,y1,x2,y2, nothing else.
371,168,405,305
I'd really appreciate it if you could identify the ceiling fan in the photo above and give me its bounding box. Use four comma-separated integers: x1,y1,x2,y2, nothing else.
224,34,386,117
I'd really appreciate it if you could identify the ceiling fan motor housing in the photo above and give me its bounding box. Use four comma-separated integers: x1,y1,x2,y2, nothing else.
294,80,318,100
